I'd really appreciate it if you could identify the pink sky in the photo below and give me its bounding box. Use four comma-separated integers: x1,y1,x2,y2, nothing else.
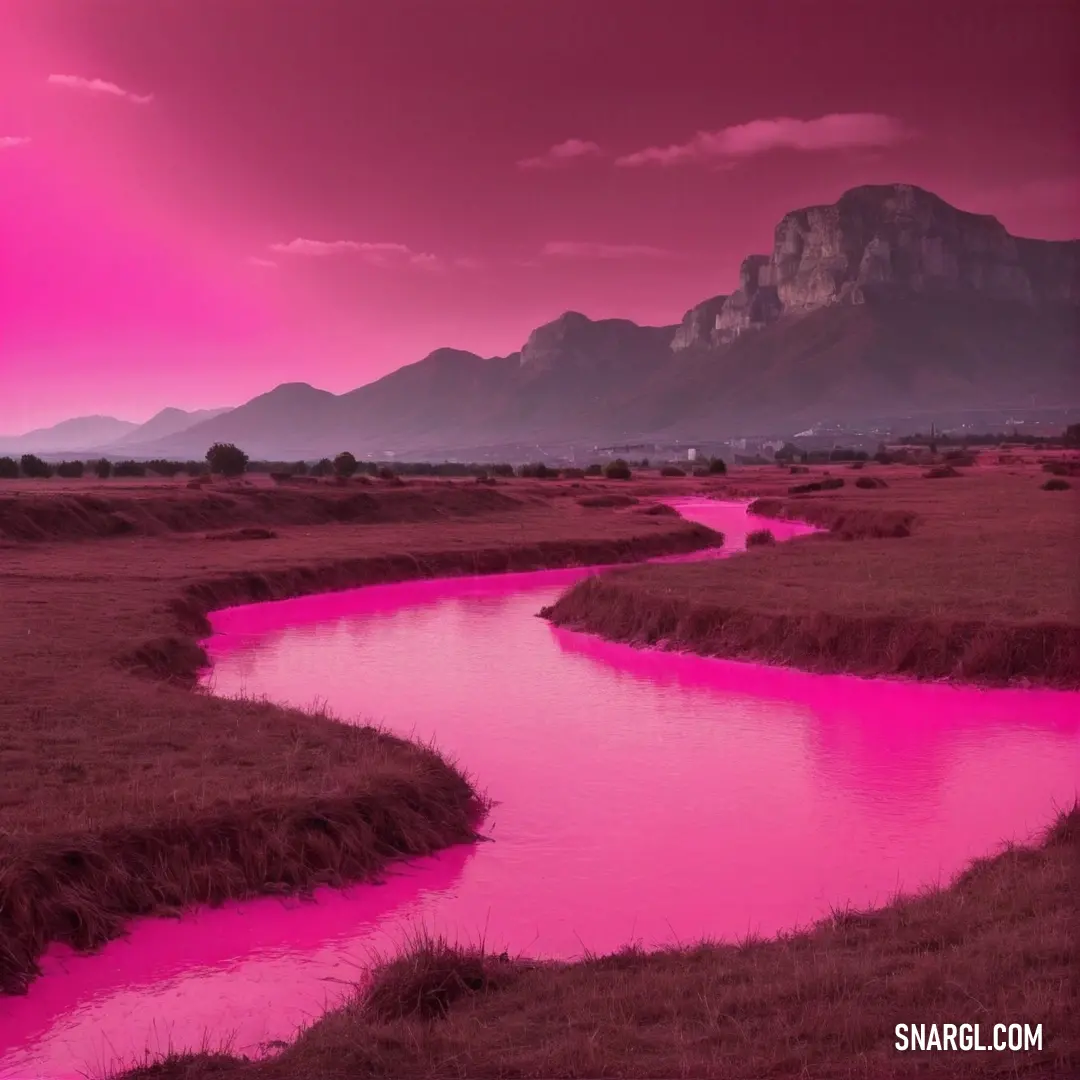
1,0,1077,432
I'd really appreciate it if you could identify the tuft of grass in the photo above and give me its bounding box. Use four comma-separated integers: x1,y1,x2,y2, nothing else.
1042,477,1071,491
924,465,960,478
362,930,523,1022
745,527,775,546
578,493,639,509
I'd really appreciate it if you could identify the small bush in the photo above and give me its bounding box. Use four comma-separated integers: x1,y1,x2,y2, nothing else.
560,467,586,479
146,459,183,477
637,502,679,516
333,451,358,479
91,458,112,479
692,466,710,477
0,456,21,478
746,528,776,547
1042,478,1071,491
206,442,248,477
789,481,823,494
309,458,333,477
55,460,85,478
489,463,515,477
19,454,52,478
112,460,147,477
519,462,556,479
585,464,603,477
659,466,685,477
944,450,977,466
579,494,639,509
925,465,960,479
604,459,632,480
855,476,889,489
820,477,845,490
707,457,727,475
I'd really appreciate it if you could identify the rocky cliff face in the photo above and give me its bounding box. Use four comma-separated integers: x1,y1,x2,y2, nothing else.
673,183,1080,350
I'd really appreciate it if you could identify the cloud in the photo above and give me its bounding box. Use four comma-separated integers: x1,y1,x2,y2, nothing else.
247,256,279,268
0,136,31,150
541,241,675,260
269,237,450,269
517,138,602,170
268,238,409,257
48,73,153,105
453,256,484,270
616,113,907,167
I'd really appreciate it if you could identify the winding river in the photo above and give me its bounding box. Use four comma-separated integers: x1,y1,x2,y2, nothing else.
2,499,1077,1079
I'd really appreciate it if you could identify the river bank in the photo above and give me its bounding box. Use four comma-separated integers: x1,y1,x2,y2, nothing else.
0,478,718,995
543,469,1080,686
114,803,1078,1079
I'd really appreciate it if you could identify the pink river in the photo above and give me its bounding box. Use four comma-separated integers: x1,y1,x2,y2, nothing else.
1,499,1077,1078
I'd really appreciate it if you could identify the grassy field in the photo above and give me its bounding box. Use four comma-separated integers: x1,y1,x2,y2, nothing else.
0,475,717,994
4,459,1077,1078
544,460,1080,685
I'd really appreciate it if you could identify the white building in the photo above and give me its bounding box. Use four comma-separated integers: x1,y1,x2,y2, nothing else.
687,448,697,461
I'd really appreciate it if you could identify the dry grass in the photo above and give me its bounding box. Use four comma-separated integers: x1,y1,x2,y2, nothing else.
115,805,1080,1079
544,466,1080,685
0,480,717,992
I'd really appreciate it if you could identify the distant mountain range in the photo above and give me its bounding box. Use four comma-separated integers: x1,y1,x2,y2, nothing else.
0,407,232,457
4,183,1077,460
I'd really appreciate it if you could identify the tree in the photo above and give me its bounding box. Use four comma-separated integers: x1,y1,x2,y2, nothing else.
206,442,249,477
707,456,727,475
604,458,632,480
94,458,113,479
774,442,798,463
1064,422,1080,448
310,457,333,477
333,451,358,478
20,454,52,478
56,460,85,478
0,456,19,479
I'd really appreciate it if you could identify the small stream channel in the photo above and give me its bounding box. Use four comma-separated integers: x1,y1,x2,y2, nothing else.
1,499,1077,1079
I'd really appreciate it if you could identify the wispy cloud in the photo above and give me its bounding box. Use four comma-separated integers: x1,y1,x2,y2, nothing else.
541,241,675,260
616,113,908,167
48,73,153,105
269,237,449,268
247,256,279,268
0,136,31,150
517,138,602,170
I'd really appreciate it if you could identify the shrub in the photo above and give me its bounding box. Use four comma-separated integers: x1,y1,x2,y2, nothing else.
1042,478,1071,491
579,494,639,509
561,467,586,479
585,464,603,477
820,477,845,490
19,454,52,478
377,466,397,481
112,460,147,477
855,476,889,489
310,458,333,477
944,450,977,466
92,458,112,479
745,528,776,547
1063,422,1080,447
638,502,678,516
333,451,358,479
789,465,809,474
692,466,710,477
603,459,632,480
55,460,85,478
924,465,960,479
707,456,727,475
659,465,685,477
146,459,183,477
490,463,515,477
0,456,20,478
205,442,249,477
519,462,556,479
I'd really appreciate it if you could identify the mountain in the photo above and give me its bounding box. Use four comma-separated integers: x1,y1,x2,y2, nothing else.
0,415,139,455
110,406,233,448
42,184,1080,459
